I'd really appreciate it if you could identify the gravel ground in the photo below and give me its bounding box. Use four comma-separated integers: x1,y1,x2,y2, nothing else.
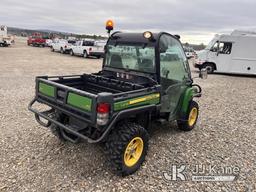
0,37,256,192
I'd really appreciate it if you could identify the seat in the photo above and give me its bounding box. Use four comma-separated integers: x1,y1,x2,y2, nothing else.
139,58,154,72
110,54,123,68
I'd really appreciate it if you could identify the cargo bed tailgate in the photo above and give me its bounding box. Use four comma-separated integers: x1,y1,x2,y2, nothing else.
36,76,97,124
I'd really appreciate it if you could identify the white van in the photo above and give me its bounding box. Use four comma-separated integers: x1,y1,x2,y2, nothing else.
194,30,256,75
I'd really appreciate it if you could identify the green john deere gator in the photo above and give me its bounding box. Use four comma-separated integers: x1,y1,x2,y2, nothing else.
28,23,207,176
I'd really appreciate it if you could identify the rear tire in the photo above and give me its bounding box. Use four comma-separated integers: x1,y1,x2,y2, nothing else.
49,112,80,143
105,122,149,176
177,100,199,131
51,47,55,52
60,47,64,54
49,113,66,141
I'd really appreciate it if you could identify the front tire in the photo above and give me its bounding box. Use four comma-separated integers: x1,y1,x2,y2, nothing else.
70,49,74,56
177,100,199,131
105,123,149,176
203,63,215,74
83,51,88,58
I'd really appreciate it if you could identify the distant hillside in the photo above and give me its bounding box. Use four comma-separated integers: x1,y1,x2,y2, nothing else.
7,26,107,40
7,26,205,49
183,42,206,51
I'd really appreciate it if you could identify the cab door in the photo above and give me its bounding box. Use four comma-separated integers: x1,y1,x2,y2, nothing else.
215,42,232,72
159,34,191,120
207,41,233,72
76,41,83,55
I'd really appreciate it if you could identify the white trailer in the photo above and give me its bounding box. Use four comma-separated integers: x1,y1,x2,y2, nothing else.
0,25,11,47
195,30,256,75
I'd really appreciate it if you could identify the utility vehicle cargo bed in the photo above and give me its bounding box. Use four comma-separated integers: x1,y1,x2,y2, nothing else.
34,74,160,125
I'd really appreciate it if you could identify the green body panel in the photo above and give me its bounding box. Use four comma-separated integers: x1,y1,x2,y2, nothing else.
67,92,92,112
39,82,55,97
181,87,195,113
114,93,160,111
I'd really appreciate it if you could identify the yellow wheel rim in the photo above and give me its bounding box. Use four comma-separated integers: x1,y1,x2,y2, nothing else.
188,107,198,126
124,137,144,167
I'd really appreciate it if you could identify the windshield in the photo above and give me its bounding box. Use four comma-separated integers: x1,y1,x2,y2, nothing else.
104,44,155,73
68,40,76,45
205,37,218,50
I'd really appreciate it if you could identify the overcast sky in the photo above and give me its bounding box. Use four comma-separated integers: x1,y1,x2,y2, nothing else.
0,0,255,44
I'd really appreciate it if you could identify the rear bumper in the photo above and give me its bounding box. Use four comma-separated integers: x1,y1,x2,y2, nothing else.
64,48,71,52
28,98,100,143
194,63,202,69
28,98,159,143
33,42,46,46
89,52,104,57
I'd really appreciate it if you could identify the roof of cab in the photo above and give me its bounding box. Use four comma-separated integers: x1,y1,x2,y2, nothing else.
109,32,162,44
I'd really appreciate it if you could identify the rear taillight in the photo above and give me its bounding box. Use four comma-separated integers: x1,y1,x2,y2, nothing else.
89,47,92,51
65,45,67,48
97,103,110,126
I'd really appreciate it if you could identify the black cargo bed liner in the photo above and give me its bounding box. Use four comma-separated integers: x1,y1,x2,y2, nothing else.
52,74,145,94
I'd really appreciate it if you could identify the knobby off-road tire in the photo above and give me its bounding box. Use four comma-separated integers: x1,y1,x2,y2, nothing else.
177,100,199,131
105,123,149,176
49,113,66,142
49,113,81,143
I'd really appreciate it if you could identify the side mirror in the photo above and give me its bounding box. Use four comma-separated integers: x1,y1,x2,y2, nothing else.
199,68,208,79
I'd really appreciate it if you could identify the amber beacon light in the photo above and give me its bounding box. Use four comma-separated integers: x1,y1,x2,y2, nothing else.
106,20,114,33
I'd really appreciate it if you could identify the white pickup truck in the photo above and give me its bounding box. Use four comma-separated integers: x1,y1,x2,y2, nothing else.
51,39,76,54
70,40,106,58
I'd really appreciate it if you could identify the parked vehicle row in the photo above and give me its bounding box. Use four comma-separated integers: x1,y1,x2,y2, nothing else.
52,39,106,59
26,33,106,59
